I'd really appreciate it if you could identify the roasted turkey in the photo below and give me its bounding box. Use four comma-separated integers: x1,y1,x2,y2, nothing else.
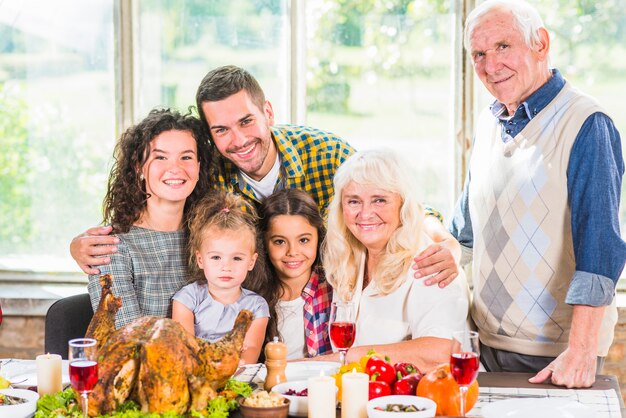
84,274,253,416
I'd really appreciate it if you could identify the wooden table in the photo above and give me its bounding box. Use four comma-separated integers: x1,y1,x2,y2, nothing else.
478,371,623,397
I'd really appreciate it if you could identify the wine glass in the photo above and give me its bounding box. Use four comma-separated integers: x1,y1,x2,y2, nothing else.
450,330,480,417
69,338,98,418
329,301,356,366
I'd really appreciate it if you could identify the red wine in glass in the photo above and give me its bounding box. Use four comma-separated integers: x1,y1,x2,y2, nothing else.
329,321,356,349
69,338,98,418
70,360,99,393
329,301,356,365
450,330,480,417
450,352,479,386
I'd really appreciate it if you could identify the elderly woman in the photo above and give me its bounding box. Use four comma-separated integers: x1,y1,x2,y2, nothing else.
321,148,469,372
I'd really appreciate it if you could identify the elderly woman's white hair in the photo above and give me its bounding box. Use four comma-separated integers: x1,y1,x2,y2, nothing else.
464,0,546,51
323,148,425,302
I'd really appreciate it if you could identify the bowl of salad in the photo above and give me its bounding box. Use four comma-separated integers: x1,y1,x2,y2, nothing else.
367,395,436,418
0,388,39,418
271,380,310,417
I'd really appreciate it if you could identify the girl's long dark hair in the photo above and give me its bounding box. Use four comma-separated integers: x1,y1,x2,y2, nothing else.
251,189,326,345
103,108,214,233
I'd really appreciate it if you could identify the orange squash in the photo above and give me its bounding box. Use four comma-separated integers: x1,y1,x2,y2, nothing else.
416,363,479,416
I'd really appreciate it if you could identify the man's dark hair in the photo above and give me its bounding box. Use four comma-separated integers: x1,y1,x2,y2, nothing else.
195,65,266,130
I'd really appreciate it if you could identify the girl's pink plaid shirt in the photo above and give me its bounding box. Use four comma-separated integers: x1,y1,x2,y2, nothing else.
302,268,333,357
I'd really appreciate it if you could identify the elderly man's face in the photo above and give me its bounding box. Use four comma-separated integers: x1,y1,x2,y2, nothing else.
469,9,550,115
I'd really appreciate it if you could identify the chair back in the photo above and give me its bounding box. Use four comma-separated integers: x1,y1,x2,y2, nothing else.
44,293,94,359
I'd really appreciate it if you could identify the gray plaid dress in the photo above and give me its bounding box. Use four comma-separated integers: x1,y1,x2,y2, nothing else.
87,226,188,329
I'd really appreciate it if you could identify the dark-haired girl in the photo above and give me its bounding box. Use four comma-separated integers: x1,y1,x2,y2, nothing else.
87,108,214,328
253,189,333,359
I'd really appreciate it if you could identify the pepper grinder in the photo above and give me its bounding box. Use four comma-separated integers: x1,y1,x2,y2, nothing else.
264,336,287,391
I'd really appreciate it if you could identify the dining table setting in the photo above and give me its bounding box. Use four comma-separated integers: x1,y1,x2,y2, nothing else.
1,355,624,418
233,361,626,418
1,287,624,418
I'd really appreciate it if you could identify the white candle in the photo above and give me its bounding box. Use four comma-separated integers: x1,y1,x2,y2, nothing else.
36,353,62,396
341,371,368,418
308,370,336,418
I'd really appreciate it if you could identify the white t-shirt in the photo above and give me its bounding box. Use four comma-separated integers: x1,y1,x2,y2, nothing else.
277,297,307,360
240,154,281,200
352,244,469,347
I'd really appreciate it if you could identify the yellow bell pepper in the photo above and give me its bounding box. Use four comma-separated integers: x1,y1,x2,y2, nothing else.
339,361,363,374
359,349,381,371
0,375,10,389
333,361,364,401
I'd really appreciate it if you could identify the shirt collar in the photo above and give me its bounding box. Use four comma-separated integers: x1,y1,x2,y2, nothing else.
220,126,304,189
301,269,320,300
272,126,304,179
490,68,565,121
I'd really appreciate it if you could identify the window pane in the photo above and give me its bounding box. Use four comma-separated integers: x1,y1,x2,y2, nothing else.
135,0,290,121
0,0,115,272
305,1,455,219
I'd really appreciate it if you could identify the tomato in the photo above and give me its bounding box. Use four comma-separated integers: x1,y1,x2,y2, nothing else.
365,355,397,385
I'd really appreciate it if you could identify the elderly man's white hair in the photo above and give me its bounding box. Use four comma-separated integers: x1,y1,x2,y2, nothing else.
464,0,546,51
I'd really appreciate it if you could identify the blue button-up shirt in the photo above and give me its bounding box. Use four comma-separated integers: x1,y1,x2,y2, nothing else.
450,69,626,306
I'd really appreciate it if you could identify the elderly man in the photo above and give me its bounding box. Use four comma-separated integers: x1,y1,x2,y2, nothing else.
451,0,625,388
71,66,460,286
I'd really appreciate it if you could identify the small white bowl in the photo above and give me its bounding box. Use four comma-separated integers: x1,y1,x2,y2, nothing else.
271,380,339,417
367,395,436,418
271,380,309,417
0,388,39,418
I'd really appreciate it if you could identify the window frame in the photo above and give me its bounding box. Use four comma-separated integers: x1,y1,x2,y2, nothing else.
1,0,624,290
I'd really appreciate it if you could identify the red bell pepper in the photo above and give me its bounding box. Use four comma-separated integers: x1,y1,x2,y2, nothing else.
393,361,419,377
391,372,422,395
366,355,397,385
368,374,392,400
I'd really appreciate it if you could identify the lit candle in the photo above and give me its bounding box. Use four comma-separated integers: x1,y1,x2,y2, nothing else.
341,370,368,418
36,353,62,396
308,370,336,418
